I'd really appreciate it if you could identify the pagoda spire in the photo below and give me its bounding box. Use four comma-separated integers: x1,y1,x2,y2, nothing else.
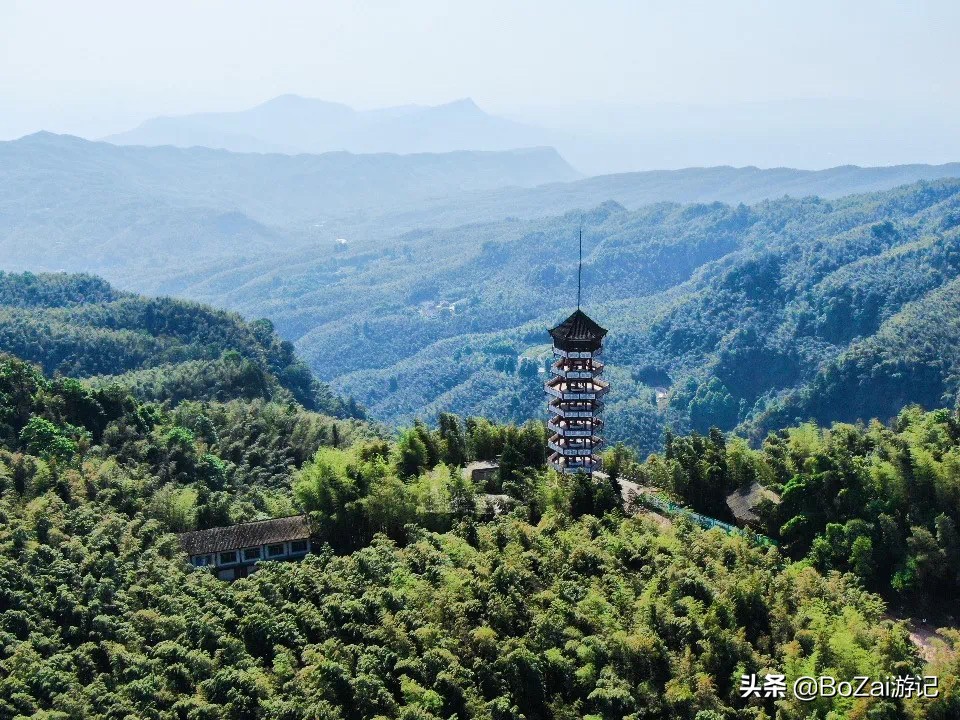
577,224,582,310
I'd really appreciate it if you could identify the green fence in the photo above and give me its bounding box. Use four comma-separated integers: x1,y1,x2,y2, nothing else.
633,490,777,547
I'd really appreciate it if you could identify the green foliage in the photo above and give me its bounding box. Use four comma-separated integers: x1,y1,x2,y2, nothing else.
1,217,959,715
629,405,960,613
148,484,198,532
294,447,361,545
290,415,552,549
19,417,85,462
688,378,738,433
0,271,362,418
0,350,955,717
0,480,940,719
395,427,430,480
0,353,371,530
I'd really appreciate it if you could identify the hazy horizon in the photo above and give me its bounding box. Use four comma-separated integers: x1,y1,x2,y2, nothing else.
3,0,959,172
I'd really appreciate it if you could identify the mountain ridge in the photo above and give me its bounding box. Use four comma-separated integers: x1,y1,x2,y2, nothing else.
367,161,960,231
293,178,960,452
0,132,579,271
103,94,550,158
4,134,960,453
0,270,363,418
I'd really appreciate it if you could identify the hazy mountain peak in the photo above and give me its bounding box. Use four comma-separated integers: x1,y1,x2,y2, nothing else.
103,95,550,158
253,94,355,114
22,130,78,142
24,129,59,139
433,97,484,114
259,93,310,105
17,131,96,150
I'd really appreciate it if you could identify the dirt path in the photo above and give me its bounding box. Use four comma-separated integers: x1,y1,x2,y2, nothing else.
619,478,673,527
884,613,958,663
618,478,658,504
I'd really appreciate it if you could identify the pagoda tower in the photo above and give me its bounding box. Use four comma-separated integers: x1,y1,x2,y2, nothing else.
545,229,608,475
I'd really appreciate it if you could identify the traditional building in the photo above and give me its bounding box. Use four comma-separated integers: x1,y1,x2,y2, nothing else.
178,514,315,581
546,308,608,474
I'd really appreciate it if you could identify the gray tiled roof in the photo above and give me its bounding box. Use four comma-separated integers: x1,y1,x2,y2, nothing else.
178,515,311,555
549,309,607,344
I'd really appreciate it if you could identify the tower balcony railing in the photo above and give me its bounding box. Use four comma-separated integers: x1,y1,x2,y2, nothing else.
548,443,599,457
549,452,603,472
551,360,604,378
551,368,596,380
550,432,598,443
544,379,610,401
553,347,602,359
548,436,603,456
547,418,603,436
549,400,604,417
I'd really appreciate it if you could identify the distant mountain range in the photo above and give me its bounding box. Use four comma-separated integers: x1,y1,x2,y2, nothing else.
104,95,550,157
265,179,960,454
0,132,577,270
4,132,959,279
362,162,960,232
100,95,960,176
3,132,960,452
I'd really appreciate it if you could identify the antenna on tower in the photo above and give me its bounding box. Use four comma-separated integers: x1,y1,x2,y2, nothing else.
577,220,583,310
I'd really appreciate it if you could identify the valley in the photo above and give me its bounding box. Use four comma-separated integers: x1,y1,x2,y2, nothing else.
3,133,960,453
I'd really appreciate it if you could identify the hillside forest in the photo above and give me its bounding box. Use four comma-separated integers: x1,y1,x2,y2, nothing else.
3,134,960,454
0,272,958,718
2,123,960,719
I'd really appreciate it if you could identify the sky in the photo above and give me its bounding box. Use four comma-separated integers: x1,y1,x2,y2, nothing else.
1,0,958,165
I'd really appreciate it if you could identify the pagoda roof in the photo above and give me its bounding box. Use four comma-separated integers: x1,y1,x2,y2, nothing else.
549,309,607,345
